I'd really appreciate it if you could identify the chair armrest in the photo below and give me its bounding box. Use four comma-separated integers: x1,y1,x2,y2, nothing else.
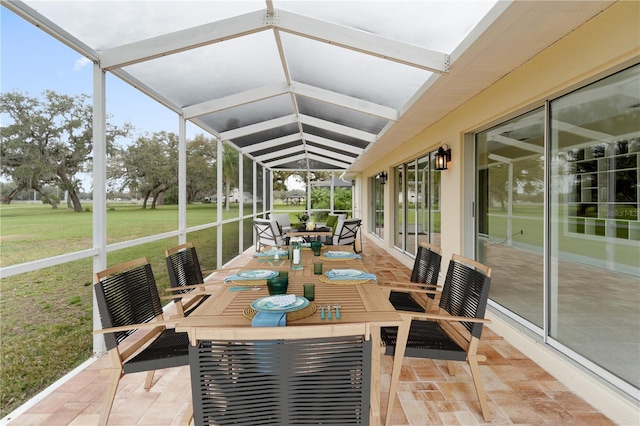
378,283,440,295
400,311,491,324
381,280,440,289
92,319,178,335
160,291,215,301
164,283,215,292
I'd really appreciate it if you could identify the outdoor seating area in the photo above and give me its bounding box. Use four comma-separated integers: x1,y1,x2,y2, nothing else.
2,4,638,423
5,235,614,426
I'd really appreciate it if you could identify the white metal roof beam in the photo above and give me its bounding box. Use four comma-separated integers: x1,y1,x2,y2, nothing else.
276,9,450,74
183,81,396,121
306,145,356,164
100,8,449,73
100,10,269,70
293,82,398,120
265,153,307,167
254,146,304,162
220,114,297,139
300,115,377,143
491,134,544,154
183,83,289,118
552,119,614,141
239,134,300,154
303,134,366,155
307,153,352,169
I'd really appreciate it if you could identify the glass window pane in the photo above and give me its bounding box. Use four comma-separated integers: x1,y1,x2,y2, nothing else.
550,64,640,389
429,152,442,246
476,107,545,327
415,156,428,248
370,175,385,239
256,166,265,213
405,160,418,256
394,164,404,249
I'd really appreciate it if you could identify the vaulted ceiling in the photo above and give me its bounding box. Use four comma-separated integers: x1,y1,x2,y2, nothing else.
4,0,615,173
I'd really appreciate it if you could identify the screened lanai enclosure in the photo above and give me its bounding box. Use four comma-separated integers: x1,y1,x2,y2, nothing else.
1,0,498,344
0,0,501,411
2,0,638,420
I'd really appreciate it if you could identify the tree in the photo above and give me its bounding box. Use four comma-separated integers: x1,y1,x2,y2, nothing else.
333,187,353,211
112,132,178,209
0,90,129,210
186,135,217,203
272,171,292,192
221,144,238,211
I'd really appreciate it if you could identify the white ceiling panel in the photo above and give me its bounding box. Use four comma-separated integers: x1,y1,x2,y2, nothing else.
5,0,615,172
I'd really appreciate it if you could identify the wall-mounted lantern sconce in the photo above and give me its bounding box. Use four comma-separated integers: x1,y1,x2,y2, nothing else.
434,144,452,170
377,171,388,185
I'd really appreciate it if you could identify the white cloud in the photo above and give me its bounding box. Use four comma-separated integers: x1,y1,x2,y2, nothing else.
73,57,91,72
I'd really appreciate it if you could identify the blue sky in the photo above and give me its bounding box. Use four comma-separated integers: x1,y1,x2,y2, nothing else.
1,7,199,140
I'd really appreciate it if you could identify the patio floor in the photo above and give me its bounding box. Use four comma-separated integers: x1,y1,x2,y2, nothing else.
6,236,615,425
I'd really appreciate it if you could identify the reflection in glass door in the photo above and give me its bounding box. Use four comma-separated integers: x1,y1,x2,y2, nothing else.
476,107,545,328
394,165,404,249
394,154,441,253
406,161,417,256
475,64,640,396
549,64,639,391
370,174,385,239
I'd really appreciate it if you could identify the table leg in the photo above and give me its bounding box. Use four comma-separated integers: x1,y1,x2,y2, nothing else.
370,325,382,426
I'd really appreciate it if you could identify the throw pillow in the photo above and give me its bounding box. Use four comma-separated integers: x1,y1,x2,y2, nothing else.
326,215,338,233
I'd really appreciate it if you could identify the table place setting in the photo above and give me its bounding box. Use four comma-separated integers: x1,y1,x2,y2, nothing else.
252,249,289,258
320,304,342,320
319,251,361,260
246,294,316,326
319,268,377,284
224,269,278,284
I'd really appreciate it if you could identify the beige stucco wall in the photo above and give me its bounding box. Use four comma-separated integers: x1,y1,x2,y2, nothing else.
359,2,640,422
361,0,640,264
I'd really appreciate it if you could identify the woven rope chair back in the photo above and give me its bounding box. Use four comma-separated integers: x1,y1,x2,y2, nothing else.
410,242,442,299
438,256,491,338
190,327,371,426
94,259,163,350
166,244,204,298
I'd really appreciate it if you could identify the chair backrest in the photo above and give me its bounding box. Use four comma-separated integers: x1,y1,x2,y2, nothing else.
94,258,163,351
189,324,371,426
165,242,204,299
439,254,491,338
411,242,443,299
332,218,361,245
269,213,291,230
253,218,284,249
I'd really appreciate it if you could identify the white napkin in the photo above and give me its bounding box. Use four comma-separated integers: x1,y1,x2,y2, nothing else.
270,294,297,307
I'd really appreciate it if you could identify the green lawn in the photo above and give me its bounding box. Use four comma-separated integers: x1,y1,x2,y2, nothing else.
0,202,259,416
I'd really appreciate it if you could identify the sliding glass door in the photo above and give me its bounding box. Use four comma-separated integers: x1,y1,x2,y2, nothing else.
475,64,639,395
394,153,441,254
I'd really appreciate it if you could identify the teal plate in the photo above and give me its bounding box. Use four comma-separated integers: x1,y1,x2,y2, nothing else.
251,296,310,313
238,270,278,279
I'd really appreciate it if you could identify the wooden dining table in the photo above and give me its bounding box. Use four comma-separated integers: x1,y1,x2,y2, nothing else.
175,245,402,425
